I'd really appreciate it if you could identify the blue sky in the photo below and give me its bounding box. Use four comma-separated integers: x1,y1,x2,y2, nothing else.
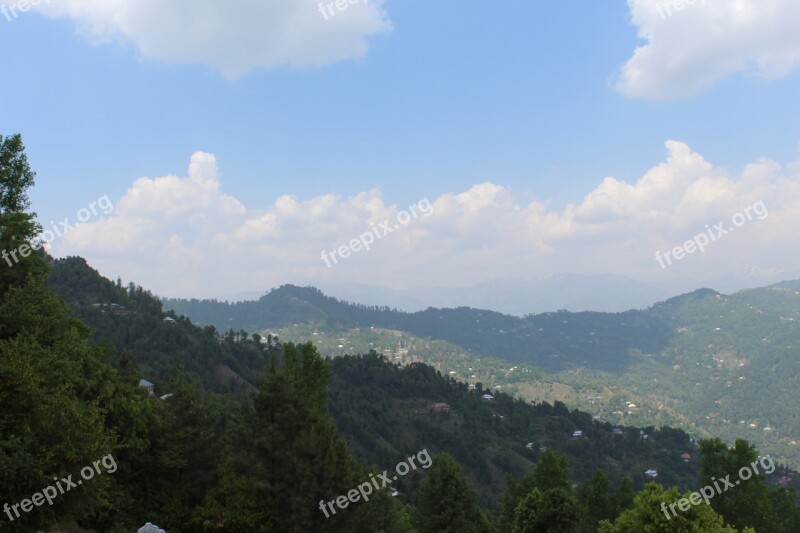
2,0,800,300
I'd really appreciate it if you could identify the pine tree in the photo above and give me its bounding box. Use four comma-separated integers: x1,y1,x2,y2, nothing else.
198,343,371,532
414,453,493,533
700,438,778,531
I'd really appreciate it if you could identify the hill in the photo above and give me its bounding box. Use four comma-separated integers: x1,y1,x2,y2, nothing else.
163,283,800,471
164,284,673,373
327,353,703,512
315,273,670,315
46,257,709,512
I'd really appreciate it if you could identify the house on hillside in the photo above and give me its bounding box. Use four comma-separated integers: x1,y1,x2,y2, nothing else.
163,317,176,323
645,469,658,478
572,430,583,439
91,302,130,315
681,453,691,462
428,402,450,413
482,394,495,401
138,379,154,396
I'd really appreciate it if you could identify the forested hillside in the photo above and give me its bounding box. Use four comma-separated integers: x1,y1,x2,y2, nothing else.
42,255,800,531
164,285,672,373
47,257,699,508
165,282,800,471
328,353,702,511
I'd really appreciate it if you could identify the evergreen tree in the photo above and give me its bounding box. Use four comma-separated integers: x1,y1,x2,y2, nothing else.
511,488,544,533
700,438,777,531
500,449,571,530
197,343,382,532
414,453,493,533
532,450,570,492
577,469,614,531
512,486,580,533
0,139,118,529
610,477,634,518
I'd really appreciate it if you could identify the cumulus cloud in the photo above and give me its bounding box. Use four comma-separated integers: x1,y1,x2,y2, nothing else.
57,151,244,254
56,141,800,298
618,0,800,99
31,0,392,78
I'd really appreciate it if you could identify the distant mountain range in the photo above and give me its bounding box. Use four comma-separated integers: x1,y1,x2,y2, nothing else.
317,274,673,315
164,280,800,471
212,271,793,316
164,283,675,373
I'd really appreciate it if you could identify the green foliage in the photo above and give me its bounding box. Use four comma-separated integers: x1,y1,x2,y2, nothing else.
196,342,409,532
46,257,272,392
532,450,570,492
511,488,544,532
328,353,703,514
499,450,570,530
699,438,780,531
0,133,47,300
576,470,618,531
598,483,739,532
0,275,119,531
512,487,580,533
164,283,800,473
7,253,800,532
39,253,800,531
414,453,493,533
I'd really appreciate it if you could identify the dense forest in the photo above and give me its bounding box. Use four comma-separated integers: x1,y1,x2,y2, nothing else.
4,133,800,531
164,280,800,472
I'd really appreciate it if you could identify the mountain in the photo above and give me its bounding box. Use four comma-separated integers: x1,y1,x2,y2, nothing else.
317,274,671,315
163,281,800,472
41,257,711,511
7,254,791,532
163,284,673,373
327,353,702,512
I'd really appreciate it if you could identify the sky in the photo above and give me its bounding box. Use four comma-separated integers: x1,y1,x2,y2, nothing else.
2,0,800,302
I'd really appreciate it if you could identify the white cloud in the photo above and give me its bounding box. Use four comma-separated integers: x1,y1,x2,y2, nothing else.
618,0,800,99
31,0,392,78
57,141,800,298
58,151,244,255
